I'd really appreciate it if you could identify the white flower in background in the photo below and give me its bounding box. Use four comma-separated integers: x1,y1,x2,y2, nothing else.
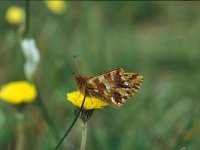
21,38,40,81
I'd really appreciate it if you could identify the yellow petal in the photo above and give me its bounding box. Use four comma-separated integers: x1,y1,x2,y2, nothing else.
5,6,25,25
0,81,37,104
45,1,66,14
67,91,109,110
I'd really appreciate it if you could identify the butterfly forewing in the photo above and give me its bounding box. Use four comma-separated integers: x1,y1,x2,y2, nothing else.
75,68,143,107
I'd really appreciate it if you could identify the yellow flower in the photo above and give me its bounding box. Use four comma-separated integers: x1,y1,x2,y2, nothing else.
45,0,67,14
5,6,25,25
0,81,37,105
67,91,109,110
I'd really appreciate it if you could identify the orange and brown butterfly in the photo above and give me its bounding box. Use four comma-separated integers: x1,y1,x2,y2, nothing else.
73,68,143,107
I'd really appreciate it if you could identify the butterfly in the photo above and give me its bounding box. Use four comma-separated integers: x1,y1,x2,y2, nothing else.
74,68,143,107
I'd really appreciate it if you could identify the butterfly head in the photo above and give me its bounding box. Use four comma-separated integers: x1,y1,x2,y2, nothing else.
74,75,87,92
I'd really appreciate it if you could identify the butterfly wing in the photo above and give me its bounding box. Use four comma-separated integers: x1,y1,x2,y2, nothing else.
86,68,143,107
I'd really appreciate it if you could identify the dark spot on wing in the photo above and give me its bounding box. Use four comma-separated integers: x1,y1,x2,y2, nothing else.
113,92,122,103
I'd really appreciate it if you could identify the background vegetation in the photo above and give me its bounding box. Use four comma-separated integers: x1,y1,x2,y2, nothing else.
0,1,200,150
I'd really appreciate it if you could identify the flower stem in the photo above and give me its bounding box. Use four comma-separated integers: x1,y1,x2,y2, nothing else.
54,90,87,150
36,91,60,140
15,113,25,150
25,0,30,36
80,122,87,150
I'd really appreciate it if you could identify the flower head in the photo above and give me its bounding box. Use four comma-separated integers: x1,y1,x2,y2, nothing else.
0,81,37,105
45,1,67,14
5,6,25,25
67,91,109,110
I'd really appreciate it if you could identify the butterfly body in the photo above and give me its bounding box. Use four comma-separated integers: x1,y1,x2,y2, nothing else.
74,68,143,107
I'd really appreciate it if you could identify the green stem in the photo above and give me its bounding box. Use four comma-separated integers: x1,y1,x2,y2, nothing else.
24,0,30,38
36,92,60,140
15,113,25,150
80,122,87,150
54,90,87,150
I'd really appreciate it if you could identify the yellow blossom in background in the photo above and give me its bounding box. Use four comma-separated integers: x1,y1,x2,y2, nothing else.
45,0,67,14
67,91,109,110
5,6,25,25
0,81,37,104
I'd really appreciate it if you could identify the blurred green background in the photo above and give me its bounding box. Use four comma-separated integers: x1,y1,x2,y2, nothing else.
1,1,200,150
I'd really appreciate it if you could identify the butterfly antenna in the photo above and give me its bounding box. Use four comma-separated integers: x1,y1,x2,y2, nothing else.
73,55,81,75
